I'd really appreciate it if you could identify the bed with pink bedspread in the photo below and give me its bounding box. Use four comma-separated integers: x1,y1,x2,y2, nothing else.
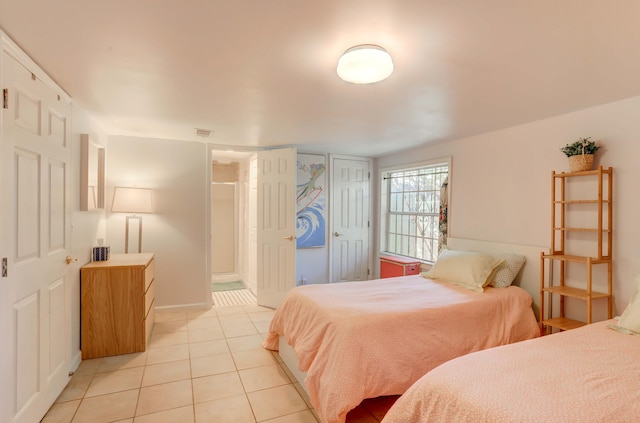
263,274,539,423
381,319,640,423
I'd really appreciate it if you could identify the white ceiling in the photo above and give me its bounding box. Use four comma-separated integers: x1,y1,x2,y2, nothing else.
1,0,640,157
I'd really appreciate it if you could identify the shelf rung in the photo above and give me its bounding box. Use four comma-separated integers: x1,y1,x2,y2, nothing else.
554,167,612,178
542,285,611,300
553,227,610,232
553,200,610,204
542,254,611,264
541,317,587,331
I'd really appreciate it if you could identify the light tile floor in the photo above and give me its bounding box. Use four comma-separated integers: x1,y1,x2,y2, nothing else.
42,304,397,423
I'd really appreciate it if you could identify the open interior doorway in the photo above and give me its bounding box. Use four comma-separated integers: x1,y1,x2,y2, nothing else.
211,149,257,306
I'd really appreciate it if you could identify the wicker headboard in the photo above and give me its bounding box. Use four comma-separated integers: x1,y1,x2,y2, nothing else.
447,237,548,319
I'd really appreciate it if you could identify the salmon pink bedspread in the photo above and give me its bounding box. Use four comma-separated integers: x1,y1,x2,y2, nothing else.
263,275,539,423
381,320,640,423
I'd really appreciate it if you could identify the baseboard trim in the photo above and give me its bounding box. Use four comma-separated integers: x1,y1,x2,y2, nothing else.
154,302,212,312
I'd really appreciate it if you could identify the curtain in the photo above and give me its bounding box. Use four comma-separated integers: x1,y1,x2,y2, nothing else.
438,176,448,254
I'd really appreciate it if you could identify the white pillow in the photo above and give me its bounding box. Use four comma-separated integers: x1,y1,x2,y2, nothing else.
422,248,504,292
610,276,640,335
489,253,526,288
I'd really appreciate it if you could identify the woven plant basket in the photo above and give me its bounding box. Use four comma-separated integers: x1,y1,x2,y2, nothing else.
568,154,594,172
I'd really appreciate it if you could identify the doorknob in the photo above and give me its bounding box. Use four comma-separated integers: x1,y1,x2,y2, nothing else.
65,256,78,265
334,232,343,237
283,235,296,241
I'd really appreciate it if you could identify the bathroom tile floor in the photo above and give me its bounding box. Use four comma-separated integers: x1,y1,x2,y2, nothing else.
41,304,398,423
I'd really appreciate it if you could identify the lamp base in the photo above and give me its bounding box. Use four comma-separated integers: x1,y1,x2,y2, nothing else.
125,215,143,253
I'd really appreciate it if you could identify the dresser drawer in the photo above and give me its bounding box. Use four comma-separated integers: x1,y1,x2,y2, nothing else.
145,278,155,317
145,300,155,346
145,258,155,292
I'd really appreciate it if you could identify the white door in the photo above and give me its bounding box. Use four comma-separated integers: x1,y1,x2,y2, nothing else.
0,52,73,423
330,157,371,282
256,147,297,308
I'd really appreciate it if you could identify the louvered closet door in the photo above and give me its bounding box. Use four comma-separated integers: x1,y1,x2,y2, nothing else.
0,51,72,423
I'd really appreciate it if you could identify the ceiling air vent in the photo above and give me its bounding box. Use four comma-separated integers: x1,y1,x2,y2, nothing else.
195,128,213,138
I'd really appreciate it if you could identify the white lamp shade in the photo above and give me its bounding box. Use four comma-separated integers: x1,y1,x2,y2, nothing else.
112,187,154,214
337,44,394,84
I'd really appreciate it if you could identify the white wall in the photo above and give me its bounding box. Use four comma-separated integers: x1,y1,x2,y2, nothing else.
106,136,209,308
375,95,640,315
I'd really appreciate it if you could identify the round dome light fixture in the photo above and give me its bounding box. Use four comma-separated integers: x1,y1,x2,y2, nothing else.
337,44,394,84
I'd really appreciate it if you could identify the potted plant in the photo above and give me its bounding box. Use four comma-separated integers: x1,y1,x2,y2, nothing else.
560,137,600,172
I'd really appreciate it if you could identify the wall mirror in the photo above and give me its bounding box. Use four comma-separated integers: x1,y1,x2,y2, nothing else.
80,134,105,210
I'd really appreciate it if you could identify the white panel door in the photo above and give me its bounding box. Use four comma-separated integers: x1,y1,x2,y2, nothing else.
256,147,296,308
0,52,72,423
330,157,371,282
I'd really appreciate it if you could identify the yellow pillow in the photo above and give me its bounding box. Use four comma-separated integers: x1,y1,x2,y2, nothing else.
422,248,504,292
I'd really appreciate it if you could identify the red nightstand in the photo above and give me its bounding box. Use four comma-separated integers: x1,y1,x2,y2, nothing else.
380,255,421,278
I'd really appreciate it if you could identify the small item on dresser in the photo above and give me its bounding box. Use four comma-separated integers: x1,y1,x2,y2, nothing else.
92,246,110,261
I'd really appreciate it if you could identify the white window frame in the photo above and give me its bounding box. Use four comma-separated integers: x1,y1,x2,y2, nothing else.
379,157,451,264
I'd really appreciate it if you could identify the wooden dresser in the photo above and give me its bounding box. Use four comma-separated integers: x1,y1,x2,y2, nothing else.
81,253,155,359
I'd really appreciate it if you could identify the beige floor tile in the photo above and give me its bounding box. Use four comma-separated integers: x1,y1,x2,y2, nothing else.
192,371,245,403
97,352,147,373
149,331,189,348
72,389,138,423
242,304,274,313
136,379,193,416
73,358,102,377
239,364,290,392
43,305,331,423
232,348,277,370
247,384,307,422
190,353,236,378
262,410,319,423
187,308,218,320
85,367,144,398
214,306,246,316
188,326,226,343
142,359,191,387
146,343,190,365
187,316,222,330
222,322,260,338
194,394,255,423
253,321,271,334
152,320,189,334
133,405,194,423
55,373,93,403
226,334,265,352
219,314,252,325
247,310,275,323
189,339,230,358
154,311,188,323
41,399,80,423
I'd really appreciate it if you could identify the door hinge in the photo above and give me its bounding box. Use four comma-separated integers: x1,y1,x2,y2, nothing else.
367,268,370,276
368,221,370,228
2,258,7,277
368,172,371,179
3,89,8,109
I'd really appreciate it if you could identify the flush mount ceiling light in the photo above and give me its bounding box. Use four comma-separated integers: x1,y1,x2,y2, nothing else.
337,44,394,84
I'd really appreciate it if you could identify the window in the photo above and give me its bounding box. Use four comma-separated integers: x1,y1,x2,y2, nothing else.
381,159,449,263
